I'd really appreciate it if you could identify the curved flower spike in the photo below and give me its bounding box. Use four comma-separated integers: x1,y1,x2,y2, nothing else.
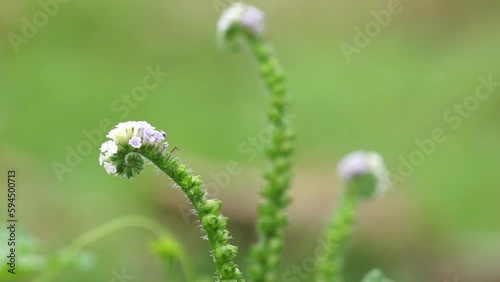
99,121,245,282
217,3,265,51
315,151,390,282
218,4,295,281
218,3,295,281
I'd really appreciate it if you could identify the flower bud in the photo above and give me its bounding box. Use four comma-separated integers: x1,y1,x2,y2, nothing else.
220,262,237,278
201,214,219,230
337,151,390,197
204,199,223,215
214,230,230,245
214,245,238,262
217,3,265,51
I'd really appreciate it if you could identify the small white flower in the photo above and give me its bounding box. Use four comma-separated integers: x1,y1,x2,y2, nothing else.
218,4,245,34
129,136,142,148
143,126,157,143
99,154,105,165
100,140,118,154
337,151,390,195
103,162,117,174
118,121,141,138
99,143,107,153
106,128,128,144
108,142,118,154
99,152,114,165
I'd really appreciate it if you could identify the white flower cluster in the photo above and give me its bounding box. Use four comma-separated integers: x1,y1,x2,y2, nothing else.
337,151,390,195
217,3,265,46
99,121,168,175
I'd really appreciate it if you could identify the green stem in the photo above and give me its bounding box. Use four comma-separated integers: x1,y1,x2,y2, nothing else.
315,191,359,282
165,260,178,281
244,33,294,282
33,215,193,282
138,147,245,282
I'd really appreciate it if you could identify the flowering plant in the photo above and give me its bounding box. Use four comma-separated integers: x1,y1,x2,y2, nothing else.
93,3,395,282
34,3,396,282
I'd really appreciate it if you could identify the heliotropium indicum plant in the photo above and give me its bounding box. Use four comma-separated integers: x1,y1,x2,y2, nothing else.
217,3,294,282
91,3,397,282
99,121,244,281
315,151,391,282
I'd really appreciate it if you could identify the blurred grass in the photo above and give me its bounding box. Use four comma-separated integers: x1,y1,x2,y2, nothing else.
1,0,500,281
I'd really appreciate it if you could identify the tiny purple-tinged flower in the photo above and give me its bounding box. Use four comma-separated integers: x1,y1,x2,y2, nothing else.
143,127,157,142
129,136,142,148
154,131,166,142
240,5,265,34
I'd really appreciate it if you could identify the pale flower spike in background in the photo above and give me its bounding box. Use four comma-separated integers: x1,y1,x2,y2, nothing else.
217,3,265,51
316,151,392,282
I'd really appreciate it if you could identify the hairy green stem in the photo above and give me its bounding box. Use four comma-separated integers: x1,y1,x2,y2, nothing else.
315,191,358,282
33,215,193,282
243,33,294,282
137,146,245,282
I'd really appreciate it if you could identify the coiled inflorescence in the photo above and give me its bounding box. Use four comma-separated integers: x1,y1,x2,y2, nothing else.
99,121,167,178
99,121,245,281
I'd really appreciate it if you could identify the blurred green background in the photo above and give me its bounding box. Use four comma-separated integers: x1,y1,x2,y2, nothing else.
1,0,500,281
